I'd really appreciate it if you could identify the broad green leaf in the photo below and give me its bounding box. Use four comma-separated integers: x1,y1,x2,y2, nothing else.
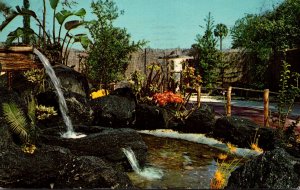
6,27,35,44
74,8,86,17
49,0,59,10
55,8,86,25
64,20,84,31
6,27,24,44
73,34,91,49
55,10,72,24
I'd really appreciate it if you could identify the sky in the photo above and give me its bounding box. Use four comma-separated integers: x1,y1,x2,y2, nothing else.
0,0,284,50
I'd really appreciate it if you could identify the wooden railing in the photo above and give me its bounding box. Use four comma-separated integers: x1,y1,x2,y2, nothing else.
197,86,280,127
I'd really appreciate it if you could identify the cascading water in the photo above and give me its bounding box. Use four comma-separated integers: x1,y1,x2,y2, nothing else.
33,48,86,139
122,147,163,180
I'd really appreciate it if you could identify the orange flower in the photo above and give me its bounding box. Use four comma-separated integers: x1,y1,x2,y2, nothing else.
218,153,228,160
153,91,183,106
227,143,237,153
210,170,226,189
250,143,263,153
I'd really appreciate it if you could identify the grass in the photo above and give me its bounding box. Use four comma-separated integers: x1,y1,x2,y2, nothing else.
210,153,241,189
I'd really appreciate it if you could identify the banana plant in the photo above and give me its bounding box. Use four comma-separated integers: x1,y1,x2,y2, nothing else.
6,27,37,45
0,5,52,45
62,33,91,65
55,8,86,44
0,0,88,65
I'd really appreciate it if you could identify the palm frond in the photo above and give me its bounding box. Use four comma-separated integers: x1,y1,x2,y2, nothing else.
2,102,29,142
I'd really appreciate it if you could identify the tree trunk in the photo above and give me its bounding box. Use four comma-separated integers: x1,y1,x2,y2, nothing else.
23,0,30,44
43,0,46,47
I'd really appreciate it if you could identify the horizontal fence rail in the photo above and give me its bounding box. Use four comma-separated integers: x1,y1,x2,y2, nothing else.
198,86,277,127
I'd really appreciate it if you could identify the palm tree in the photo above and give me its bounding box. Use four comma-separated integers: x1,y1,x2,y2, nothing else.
214,23,228,51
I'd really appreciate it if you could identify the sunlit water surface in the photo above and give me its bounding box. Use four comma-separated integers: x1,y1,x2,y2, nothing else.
127,134,248,189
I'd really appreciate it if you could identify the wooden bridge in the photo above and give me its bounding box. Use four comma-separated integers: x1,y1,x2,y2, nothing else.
0,45,43,90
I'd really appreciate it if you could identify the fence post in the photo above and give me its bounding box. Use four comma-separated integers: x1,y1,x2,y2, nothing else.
264,89,270,127
226,86,232,116
197,85,201,108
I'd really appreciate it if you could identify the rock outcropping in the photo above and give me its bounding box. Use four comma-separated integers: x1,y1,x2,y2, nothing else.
226,148,300,189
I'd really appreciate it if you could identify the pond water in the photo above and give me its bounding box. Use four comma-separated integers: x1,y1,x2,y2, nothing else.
127,134,248,189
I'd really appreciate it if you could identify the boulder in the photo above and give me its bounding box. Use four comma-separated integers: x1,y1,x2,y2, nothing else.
64,91,94,126
0,126,133,189
91,88,136,128
135,103,170,130
36,91,93,127
39,125,148,169
226,148,300,189
179,106,215,134
10,71,36,96
52,64,90,98
213,116,277,150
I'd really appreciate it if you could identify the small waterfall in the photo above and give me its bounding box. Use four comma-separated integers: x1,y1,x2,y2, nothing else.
122,147,163,180
33,48,85,139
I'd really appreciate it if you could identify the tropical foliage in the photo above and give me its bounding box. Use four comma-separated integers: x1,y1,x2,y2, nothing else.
86,0,146,89
35,105,58,120
231,0,300,88
214,23,228,51
0,0,88,65
2,102,30,143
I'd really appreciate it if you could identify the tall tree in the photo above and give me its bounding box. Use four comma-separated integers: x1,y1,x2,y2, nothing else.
192,12,221,89
86,0,146,89
214,23,228,51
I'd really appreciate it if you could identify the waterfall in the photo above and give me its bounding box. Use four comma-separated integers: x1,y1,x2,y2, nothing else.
122,147,163,180
33,48,85,139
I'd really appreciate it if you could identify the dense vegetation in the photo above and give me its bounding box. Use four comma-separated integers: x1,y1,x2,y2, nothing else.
231,0,300,88
86,0,146,89
191,13,222,89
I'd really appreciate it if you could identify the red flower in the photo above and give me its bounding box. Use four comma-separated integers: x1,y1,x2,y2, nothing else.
153,91,183,106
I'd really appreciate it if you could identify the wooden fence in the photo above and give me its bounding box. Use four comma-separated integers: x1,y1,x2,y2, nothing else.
196,86,280,127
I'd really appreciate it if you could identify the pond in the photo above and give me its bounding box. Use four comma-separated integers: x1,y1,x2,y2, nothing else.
127,133,248,189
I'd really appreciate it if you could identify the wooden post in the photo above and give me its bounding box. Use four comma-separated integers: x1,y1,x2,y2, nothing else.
264,89,270,127
197,85,201,108
226,86,232,116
